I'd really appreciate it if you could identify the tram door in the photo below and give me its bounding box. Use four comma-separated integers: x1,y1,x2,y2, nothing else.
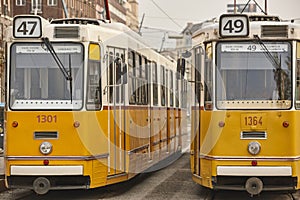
193,46,202,176
107,47,126,176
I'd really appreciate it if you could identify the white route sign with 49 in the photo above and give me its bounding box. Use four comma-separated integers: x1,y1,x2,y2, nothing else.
219,14,249,37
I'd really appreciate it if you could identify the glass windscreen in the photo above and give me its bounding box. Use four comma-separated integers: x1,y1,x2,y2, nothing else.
9,43,84,110
216,41,292,109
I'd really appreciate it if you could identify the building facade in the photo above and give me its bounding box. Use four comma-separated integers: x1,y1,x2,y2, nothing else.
0,0,139,103
10,0,139,31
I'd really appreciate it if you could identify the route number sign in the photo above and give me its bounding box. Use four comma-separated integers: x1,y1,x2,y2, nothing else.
13,16,42,38
219,14,249,37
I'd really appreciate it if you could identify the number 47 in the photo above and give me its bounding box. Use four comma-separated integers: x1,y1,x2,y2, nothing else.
17,21,37,35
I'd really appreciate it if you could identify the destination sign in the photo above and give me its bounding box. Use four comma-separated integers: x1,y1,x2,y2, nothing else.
221,44,289,52
16,46,82,54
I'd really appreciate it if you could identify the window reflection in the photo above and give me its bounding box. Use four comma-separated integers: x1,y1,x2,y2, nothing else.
216,42,291,109
10,43,84,110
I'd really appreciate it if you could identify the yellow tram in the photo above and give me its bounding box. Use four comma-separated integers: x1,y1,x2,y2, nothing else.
190,13,300,195
4,15,188,194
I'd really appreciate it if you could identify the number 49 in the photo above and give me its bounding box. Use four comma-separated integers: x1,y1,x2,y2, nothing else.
223,19,244,33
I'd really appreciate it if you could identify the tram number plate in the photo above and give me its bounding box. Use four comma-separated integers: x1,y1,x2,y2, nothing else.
13,16,42,38
241,113,266,130
37,114,57,123
219,14,249,37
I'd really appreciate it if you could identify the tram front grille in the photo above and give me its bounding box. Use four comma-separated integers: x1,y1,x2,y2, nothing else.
241,131,266,139
261,25,288,38
34,131,58,139
54,26,79,38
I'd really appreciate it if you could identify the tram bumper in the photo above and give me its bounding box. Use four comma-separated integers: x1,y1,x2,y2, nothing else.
7,165,90,194
213,166,297,195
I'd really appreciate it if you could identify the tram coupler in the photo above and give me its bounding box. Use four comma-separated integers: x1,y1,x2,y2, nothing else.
245,177,263,196
33,177,51,195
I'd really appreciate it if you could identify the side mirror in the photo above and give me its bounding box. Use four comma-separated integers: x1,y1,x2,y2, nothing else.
182,50,192,58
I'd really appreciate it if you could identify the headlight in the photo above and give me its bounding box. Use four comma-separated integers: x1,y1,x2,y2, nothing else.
39,142,52,155
248,141,261,155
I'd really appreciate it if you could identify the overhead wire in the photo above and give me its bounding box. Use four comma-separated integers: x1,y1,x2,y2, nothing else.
142,26,180,34
142,16,199,22
150,0,182,29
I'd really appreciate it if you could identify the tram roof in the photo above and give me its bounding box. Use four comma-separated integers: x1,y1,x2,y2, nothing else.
6,15,175,65
192,13,300,43
49,18,175,63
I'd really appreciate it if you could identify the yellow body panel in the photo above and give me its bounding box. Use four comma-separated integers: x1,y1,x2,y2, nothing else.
6,107,185,190
6,111,108,156
191,109,300,189
201,111,294,157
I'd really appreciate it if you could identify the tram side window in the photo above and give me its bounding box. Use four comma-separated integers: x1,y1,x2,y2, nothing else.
182,80,188,108
108,51,114,103
135,56,148,105
170,71,174,107
135,54,142,104
128,51,147,105
296,42,300,109
115,52,125,103
153,62,159,106
115,53,122,84
161,66,166,106
115,50,127,103
142,57,148,105
107,48,126,104
204,43,213,110
115,52,121,103
119,53,125,103
138,55,145,104
87,43,101,110
147,61,151,104
165,69,169,106
194,47,202,105
128,51,136,104
175,75,179,107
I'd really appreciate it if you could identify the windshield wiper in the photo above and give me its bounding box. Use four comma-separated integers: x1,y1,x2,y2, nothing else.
41,37,73,102
253,34,287,100
253,34,281,69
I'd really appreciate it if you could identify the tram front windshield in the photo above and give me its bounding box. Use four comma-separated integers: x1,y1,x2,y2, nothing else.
216,41,292,109
9,43,84,110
